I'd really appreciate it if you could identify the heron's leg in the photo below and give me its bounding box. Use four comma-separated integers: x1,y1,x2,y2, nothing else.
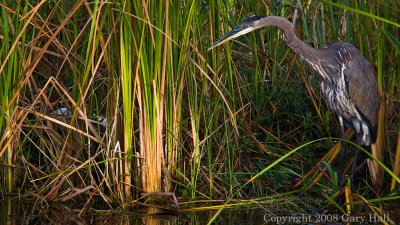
338,116,346,189
350,148,359,185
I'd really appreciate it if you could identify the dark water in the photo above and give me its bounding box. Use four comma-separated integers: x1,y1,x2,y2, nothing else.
2,197,397,224
1,198,268,224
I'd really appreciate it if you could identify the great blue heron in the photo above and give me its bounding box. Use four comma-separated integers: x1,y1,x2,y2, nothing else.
209,15,381,187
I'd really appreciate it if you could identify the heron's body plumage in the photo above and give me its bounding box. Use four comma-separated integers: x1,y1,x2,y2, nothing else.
310,42,379,145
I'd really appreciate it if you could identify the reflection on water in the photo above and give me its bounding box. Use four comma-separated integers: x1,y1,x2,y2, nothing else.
4,197,398,224
1,197,267,224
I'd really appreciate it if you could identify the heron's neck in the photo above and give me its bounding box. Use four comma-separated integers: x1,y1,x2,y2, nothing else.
260,16,321,62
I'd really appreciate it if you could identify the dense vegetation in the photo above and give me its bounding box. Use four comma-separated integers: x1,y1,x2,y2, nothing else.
1,0,399,222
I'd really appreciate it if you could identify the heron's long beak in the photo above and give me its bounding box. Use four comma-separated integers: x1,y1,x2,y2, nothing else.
208,26,255,50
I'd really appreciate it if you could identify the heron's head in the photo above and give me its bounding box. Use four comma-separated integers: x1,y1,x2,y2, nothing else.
209,15,266,50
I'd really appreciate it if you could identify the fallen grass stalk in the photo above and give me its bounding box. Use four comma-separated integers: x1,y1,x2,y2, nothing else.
207,138,335,224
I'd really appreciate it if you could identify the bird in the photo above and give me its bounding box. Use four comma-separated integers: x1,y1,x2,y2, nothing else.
209,15,381,188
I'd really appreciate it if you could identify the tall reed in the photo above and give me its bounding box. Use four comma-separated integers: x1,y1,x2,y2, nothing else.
0,0,32,193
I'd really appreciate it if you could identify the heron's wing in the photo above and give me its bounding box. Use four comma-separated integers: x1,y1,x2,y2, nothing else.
342,46,380,128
